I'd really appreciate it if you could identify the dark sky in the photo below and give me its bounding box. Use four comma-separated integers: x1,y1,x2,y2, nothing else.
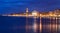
0,0,60,14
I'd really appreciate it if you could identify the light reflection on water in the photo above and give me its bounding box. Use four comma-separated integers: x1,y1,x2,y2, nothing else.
26,17,60,33
0,16,60,33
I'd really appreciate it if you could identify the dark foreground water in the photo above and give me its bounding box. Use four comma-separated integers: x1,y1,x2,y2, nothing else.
0,16,27,33
0,16,60,33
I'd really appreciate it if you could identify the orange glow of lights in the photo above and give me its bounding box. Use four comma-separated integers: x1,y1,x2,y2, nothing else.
33,23,38,32
52,24,56,30
40,14,42,33
40,22,42,33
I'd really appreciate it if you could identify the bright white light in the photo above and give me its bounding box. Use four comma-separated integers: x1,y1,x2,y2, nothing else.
32,12,37,16
32,10,38,16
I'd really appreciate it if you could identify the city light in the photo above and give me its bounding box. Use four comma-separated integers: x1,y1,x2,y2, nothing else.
32,10,38,16
2,8,60,18
1,8,60,33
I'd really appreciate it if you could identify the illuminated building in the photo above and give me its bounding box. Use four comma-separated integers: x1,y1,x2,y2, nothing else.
1,8,60,33
2,8,60,17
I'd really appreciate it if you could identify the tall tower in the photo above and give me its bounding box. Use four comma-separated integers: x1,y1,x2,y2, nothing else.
26,8,29,17
26,8,28,13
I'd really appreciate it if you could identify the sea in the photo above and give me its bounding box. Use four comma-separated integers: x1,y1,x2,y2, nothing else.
0,16,59,33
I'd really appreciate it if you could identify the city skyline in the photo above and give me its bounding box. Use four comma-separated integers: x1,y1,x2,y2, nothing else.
2,8,60,18
0,0,60,33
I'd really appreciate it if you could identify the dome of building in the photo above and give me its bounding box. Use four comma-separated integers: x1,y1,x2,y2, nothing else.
32,10,38,16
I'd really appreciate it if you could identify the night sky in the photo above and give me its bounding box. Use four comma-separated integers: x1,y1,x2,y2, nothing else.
0,0,60,14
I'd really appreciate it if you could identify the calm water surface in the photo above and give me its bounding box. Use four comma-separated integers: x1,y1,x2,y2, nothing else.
0,16,59,33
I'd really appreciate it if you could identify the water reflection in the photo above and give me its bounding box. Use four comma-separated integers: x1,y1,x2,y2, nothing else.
26,17,59,33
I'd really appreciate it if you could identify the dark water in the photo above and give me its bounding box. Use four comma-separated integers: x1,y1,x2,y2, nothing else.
0,16,27,33
0,16,59,33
